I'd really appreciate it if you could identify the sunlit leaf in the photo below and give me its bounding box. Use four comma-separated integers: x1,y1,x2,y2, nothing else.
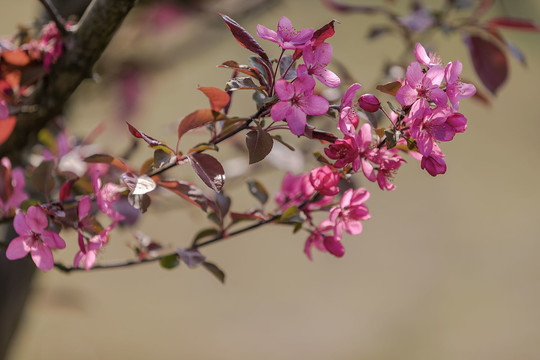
121,172,156,195
198,86,230,112
226,77,265,91
188,153,225,193
177,109,227,144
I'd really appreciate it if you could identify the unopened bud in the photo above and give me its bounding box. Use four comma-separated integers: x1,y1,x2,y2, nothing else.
357,94,380,113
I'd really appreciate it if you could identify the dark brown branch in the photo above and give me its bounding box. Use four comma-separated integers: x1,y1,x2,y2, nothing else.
0,0,137,163
38,0,68,35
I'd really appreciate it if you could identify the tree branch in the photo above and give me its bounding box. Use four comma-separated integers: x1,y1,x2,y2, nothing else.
0,0,137,163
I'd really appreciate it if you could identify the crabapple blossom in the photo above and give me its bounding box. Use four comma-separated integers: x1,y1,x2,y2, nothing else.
6,206,66,271
296,43,340,88
445,60,476,111
370,148,405,191
420,142,447,176
337,83,362,136
0,157,28,218
328,188,370,239
91,170,125,222
271,76,329,135
309,166,340,196
396,61,446,119
257,16,313,50
324,136,361,171
414,43,441,68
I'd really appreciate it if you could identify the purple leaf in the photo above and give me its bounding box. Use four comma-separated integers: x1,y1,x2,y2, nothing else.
464,35,508,94
188,153,225,193
177,248,206,268
245,128,273,164
219,14,269,62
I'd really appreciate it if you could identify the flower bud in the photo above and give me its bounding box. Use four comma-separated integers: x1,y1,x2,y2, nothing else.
357,94,380,113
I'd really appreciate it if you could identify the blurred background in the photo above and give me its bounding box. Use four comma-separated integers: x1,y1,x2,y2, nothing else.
2,0,540,359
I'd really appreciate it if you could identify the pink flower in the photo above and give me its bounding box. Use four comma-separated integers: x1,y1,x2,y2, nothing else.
38,22,63,71
275,172,314,211
271,76,329,135
297,43,340,88
421,142,446,176
324,136,361,171
338,83,361,136
6,206,66,271
309,166,339,196
0,157,28,218
444,60,476,111
328,188,370,238
91,171,125,221
73,223,114,270
370,148,404,191
396,62,446,119
304,219,345,259
414,43,441,68
257,17,314,50
355,123,376,182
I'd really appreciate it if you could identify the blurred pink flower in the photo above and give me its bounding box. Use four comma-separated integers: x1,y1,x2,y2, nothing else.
0,157,28,218
6,206,65,271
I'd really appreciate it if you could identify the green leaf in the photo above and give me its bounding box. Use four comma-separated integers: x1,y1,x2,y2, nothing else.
160,254,180,269
202,261,225,284
246,179,268,205
192,228,220,247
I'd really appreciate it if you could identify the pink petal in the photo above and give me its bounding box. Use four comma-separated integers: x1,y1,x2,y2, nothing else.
313,43,333,67
301,94,329,116
78,195,91,220
344,221,363,235
350,188,370,205
460,82,476,97
277,17,294,40
296,64,308,78
340,189,353,208
256,25,278,43
361,159,376,182
323,237,345,257
13,211,31,236
414,43,431,66
274,79,294,101
290,28,314,46
42,230,66,249
430,87,448,106
73,251,84,268
26,206,48,233
405,62,424,87
302,45,315,66
6,237,29,260
444,60,462,84
293,75,316,94
396,85,417,106
416,131,433,157
31,245,54,271
315,69,340,88
83,250,97,270
286,106,307,135
447,113,467,133
432,123,455,142
271,101,291,122
341,83,361,108
425,65,444,86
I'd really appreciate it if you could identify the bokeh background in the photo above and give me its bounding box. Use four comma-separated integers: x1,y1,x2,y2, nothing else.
2,0,540,359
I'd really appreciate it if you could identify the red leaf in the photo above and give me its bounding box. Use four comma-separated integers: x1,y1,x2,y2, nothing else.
188,153,225,193
177,109,226,145
157,179,208,212
127,122,172,151
245,128,273,164
218,61,260,79
0,116,16,146
198,86,230,112
59,178,78,202
487,17,540,32
219,14,269,62
465,35,508,94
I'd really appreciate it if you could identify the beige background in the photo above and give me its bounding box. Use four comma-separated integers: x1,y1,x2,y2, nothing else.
2,0,540,359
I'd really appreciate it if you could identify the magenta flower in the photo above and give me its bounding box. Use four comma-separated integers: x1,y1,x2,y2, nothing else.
396,62,446,119
73,223,114,270
444,60,476,111
328,188,370,238
410,106,452,157
414,43,441,68
355,122,376,182
0,157,28,218
304,219,333,260
370,148,404,191
338,83,361,136
6,206,66,271
309,166,340,196
324,136,361,171
297,43,340,88
271,76,329,135
91,171,125,221
421,142,446,176
257,17,314,50
275,172,314,211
